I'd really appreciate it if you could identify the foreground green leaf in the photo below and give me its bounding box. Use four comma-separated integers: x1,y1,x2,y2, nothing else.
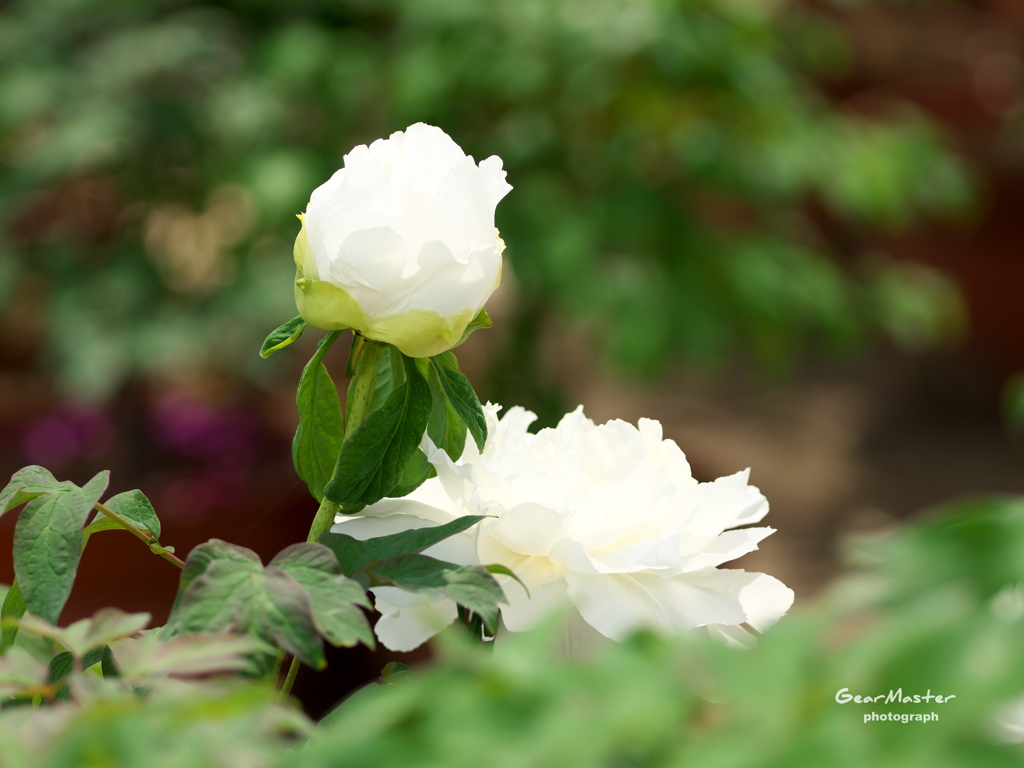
269,543,373,649
87,489,162,538
0,466,72,517
12,486,96,624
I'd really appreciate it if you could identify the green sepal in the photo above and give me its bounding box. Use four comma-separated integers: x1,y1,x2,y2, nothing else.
260,316,308,358
293,331,345,501
452,307,493,349
324,354,432,506
429,352,487,452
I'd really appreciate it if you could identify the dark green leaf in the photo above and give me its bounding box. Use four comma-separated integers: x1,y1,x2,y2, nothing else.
325,355,432,506
260,315,307,358
321,516,488,577
0,581,27,653
48,644,107,683
177,558,325,669
430,352,487,452
389,448,434,499
89,489,161,538
270,543,373,649
293,331,345,501
13,487,94,624
422,358,468,461
380,661,413,682
375,554,506,632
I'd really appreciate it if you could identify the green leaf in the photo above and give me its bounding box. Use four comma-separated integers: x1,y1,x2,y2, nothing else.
380,661,413,682
0,581,27,654
12,487,95,624
81,470,110,508
164,540,263,638
293,330,345,501
429,352,487,452
14,609,149,658
453,307,493,348
375,554,506,633
177,558,326,669
260,315,307,358
88,489,161,538
325,355,432,506
389,448,434,499
0,466,72,516
422,358,468,461
269,543,373,649
48,644,108,684
321,516,488,577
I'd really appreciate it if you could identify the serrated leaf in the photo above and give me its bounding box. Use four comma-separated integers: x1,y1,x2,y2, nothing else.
0,581,27,654
374,554,506,632
13,487,94,624
270,543,373,649
320,516,488,577
429,352,487,451
293,330,345,501
88,489,161,538
0,466,73,516
176,558,325,669
164,540,263,638
325,355,432,506
260,315,308,358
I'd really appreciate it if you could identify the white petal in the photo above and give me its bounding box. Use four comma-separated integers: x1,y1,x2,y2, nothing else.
371,587,459,652
678,527,776,571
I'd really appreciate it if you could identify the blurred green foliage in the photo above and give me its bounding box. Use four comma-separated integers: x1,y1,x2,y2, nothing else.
0,0,972,402
5,494,1024,766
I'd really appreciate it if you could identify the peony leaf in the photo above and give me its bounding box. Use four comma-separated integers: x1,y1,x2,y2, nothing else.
321,515,489,577
374,554,506,633
421,358,468,462
324,355,432,506
293,330,345,501
260,315,308,358
269,543,373,649
86,489,161,538
175,557,325,670
0,466,74,517
0,581,27,654
429,352,487,452
12,474,105,625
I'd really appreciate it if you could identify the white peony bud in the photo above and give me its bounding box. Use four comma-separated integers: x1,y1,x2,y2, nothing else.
293,123,512,357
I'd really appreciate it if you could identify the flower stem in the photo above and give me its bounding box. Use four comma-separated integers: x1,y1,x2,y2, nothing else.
92,502,185,569
279,656,301,702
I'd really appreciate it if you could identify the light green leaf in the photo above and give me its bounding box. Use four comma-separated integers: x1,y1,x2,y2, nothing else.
88,489,161,538
325,355,432,506
14,609,150,658
0,581,27,654
269,543,373,649
375,554,506,632
12,487,94,624
177,558,325,669
293,330,345,501
429,352,487,451
260,315,308,358
0,466,72,516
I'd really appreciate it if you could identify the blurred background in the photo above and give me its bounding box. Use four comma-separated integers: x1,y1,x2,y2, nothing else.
1,0,1023,712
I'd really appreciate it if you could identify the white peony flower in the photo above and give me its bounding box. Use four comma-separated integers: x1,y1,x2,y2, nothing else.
293,122,512,358
332,404,794,652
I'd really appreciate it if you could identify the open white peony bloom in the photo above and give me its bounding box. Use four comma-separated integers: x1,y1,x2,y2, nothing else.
332,404,794,652
294,122,512,357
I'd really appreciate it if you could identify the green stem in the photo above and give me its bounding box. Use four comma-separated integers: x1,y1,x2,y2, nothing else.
93,503,185,569
278,336,386,699
279,656,301,702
